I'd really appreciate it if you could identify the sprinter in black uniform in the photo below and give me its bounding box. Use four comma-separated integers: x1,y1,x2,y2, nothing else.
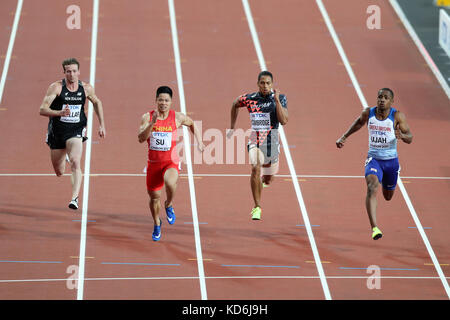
39,58,106,210
228,71,288,220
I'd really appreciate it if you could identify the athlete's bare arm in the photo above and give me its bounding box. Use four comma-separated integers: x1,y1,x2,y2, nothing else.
39,81,70,117
273,89,288,125
175,112,205,152
84,82,106,138
336,107,370,148
227,98,242,138
138,111,157,143
394,111,413,144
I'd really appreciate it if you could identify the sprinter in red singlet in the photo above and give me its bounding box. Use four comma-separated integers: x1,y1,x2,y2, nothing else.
138,86,204,241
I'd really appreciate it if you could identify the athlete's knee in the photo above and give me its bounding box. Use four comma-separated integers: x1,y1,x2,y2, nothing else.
69,157,82,170
251,164,261,176
383,189,394,201
55,170,64,177
262,175,273,185
366,178,379,196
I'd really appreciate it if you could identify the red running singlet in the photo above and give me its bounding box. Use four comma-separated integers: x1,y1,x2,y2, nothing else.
146,109,180,191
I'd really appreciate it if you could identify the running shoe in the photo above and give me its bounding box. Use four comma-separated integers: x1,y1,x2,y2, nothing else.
372,226,383,240
152,223,162,241
251,207,261,220
68,197,79,210
165,206,176,225
262,182,270,188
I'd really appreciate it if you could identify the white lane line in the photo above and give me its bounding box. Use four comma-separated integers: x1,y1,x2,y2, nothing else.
0,0,23,104
1,275,448,284
316,0,450,299
1,173,449,180
76,0,100,301
241,0,332,300
389,0,450,100
168,0,207,300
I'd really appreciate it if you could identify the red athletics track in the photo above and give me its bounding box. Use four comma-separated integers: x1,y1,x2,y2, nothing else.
81,0,202,299
0,0,449,300
0,0,93,299
174,0,325,299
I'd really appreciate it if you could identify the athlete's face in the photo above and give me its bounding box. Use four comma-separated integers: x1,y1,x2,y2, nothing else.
257,75,273,96
376,90,393,111
156,93,172,113
63,64,80,84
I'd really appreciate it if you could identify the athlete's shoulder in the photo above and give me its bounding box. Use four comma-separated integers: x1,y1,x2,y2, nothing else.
81,81,93,91
238,92,258,99
174,110,187,120
393,108,406,120
141,111,151,121
47,80,62,95
50,80,63,89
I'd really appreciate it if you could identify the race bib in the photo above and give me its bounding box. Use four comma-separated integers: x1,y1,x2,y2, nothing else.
250,113,271,131
60,104,81,123
150,131,172,151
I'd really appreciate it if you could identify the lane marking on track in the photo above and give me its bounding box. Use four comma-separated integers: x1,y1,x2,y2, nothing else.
101,262,181,267
1,275,449,284
0,260,62,264
242,0,332,300
222,264,301,269
389,0,450,100
168,0,207,300
242,0,331,300
296,224,320,227
340,267,419,271
77,0,100,301
1,173,449,180
0,0,23,104
316,0,450,299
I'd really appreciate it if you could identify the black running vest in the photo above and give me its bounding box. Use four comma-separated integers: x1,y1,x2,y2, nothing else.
49,79,87,131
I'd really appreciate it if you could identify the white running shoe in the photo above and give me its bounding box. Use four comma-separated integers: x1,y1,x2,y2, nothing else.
69,197,79,210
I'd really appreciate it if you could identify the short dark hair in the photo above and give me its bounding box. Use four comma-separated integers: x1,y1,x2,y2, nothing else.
258,71,273,82
62,58,80,71
156,86,173,98
379,88,394,99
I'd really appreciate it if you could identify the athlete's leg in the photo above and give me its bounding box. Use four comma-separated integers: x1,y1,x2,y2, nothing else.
365,174,379,229
382,188,395,201
66,137,83,200
50,149,67,177
261,161,279,185
381,158,400,201
163,167,179,208
148,189,162,226
249,147,265,208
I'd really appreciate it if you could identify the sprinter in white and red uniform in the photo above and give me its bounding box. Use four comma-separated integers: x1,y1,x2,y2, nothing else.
138,86,204,241
336,88,413,240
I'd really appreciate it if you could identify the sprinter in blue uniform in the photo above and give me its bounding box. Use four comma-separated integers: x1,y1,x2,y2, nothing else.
336,88,413,240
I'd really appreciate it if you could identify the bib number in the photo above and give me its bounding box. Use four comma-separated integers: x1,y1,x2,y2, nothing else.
60,104,81,123
250,113,271,131
150,132,172,151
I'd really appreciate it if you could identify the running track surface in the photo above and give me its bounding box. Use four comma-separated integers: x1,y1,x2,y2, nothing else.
0,0,449,300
